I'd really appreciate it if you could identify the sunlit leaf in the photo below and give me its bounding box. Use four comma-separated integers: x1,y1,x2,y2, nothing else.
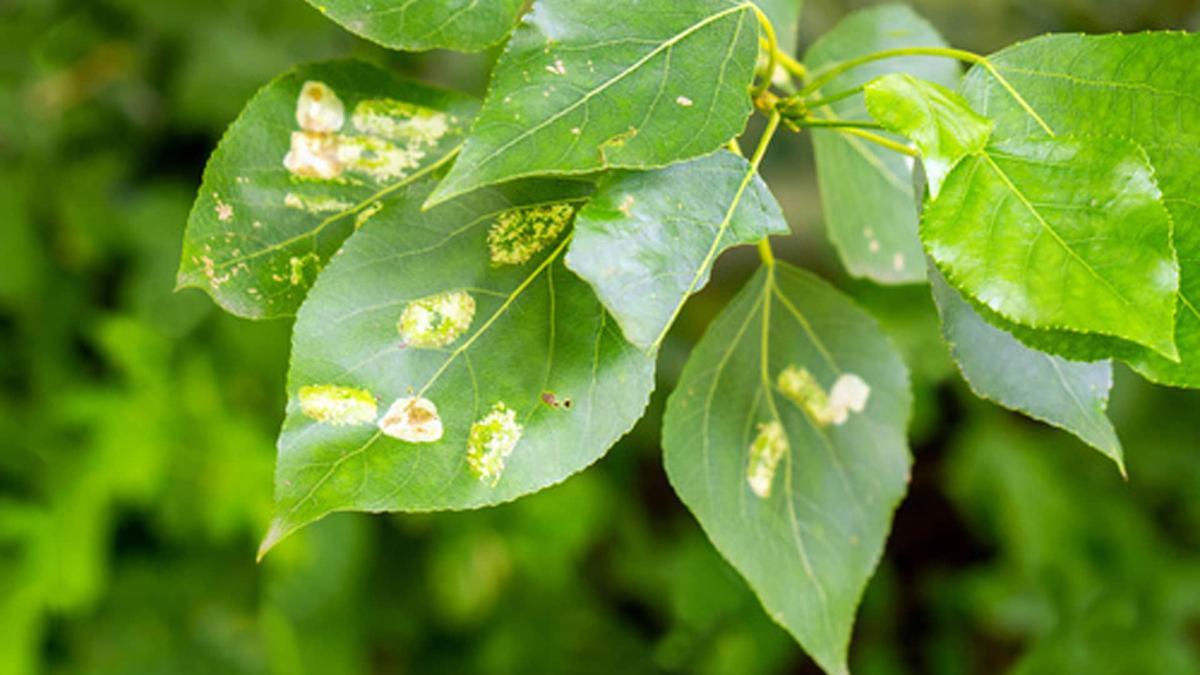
960,32,1200,388
922,135,1179,358
565,151,789,351
663,262,911,675
863,73,992,197
303,0,524,52
261,175,655,557
804,4,959,284
428,0,760,205
178,60,476,318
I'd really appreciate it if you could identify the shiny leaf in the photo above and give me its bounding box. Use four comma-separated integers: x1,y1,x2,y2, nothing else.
303,0,524,52
178,60,476,318
428,0,759,205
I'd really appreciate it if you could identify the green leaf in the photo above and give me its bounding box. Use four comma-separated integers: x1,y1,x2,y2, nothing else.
961,32,1200,387
565,151,789,351
177,60,477,319
753,0,803,55
260,176,656,558
804,4,959,284
427,0,760,206
863,73,993,197
929,267,1124,473
923,135,1179,358
663,262,912,675
303,0,524,52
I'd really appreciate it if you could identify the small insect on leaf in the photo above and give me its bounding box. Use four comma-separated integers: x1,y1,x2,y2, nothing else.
378,396,443,443
298,384,378,426
487,203,577,265
467,402,523,486
397,290,476,348
747,421,788,498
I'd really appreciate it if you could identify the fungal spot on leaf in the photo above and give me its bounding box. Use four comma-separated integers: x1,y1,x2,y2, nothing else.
296,80,346,133
378,396,443,443
337,134,425,182
350,99,449,145
618,194,635,217
892,253,905,272
355,201,384,229
284,192,353,213
213,193,234,222
289,253,321,286
488,203,576,265
777,365,870,427
397,290,476,348
298,384,377,426
747,420,788,498
284,130,344,180
467,402,523,486
545,58,567,76
675,95,694,107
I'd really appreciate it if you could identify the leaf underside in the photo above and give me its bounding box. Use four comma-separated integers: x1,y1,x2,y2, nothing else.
566,150,789,350
262,175,656,557
804,3,960,284
428,0,760,205
929,267,1123,472
177,60,477,319
663,262,911,675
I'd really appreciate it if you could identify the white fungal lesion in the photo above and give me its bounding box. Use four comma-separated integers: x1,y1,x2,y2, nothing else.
289,252,321,286
675,95,694,107
378,396,443,443
298,384,378,426
777,365,871,427
397,290,476,348
545,58,566,76
487,202,576,265
747,421,788,498
282,81,454,184
213,193,234,222
284,192,354,213
467,402,523,486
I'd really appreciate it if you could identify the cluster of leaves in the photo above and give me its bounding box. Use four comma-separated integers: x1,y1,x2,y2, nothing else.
178,0,1200,671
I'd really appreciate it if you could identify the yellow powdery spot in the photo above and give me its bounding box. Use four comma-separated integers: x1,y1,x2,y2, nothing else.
298,384,377,425
777,365,871,427
398,290,476,348
284,192,353,214
296,80,345,133
488,203,576,265
351,99,449,145
747,421,788,498
355,201,384,229
337,134,425,182
289,253,320,286
378,396,443,443
467,402,523,486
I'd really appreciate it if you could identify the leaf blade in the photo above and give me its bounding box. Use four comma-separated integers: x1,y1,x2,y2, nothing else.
177,60,477,319
428,0,760,205
261,176,655,557
304,0,525,52
565,151,789,350
663,262,911,675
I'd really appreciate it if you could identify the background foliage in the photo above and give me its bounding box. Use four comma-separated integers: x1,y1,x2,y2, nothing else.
3,0,1200,673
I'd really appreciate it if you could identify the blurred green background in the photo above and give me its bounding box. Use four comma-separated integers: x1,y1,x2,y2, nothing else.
3,0,1200,673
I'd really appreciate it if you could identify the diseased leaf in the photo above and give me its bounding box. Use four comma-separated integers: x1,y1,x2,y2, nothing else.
178,60,476,319
863,73,993,197
303,0,524,52
929,267,1123,473
663,262,911,675
804,4,959,284
753,0,803,55
565,151,789,351
922,135,1179,358
260,176,655,557
961,32,1200,388
427,0,760,206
